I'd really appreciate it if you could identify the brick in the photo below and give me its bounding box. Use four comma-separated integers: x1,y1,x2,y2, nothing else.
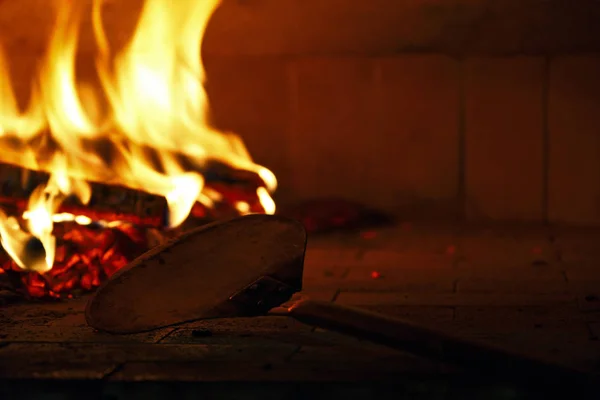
173,316,313,341
456,276,567,295
0,0,54,52
289,345,439,377
373,55,460,213
302,243,357,290
454,304,588,333
109,360,300,382
285,57,378,206
0,361,117,380
203,56,292,175
456,231,557,266
206,1,600,55
342,252,457,292
464,57,545,221
564,265,600,296
161,327,322,348
6,1,600,59
112,350,435,382
452,304,600,367
340,272,456,293
563,260,600,277
0,299,173,343
590,322,600,340
0,342,293,365
359,250,455,267
578,294,600,312
206,56,290,130
455,262,568,295
335,292,575,307
359,305,455,325
548,56,600,225
358,224,461,255
302,274,348,291
459,224,552,239
303,246,362,267
448,318,597,370
302,247,360,288
1,51,42,108
552,228,600,263
569,285,600,308
333,295,599,370
296,288,339,303
0,321,173,344
0,296,88,318
452,306,593,355
306,231,366,249
206,0,441,56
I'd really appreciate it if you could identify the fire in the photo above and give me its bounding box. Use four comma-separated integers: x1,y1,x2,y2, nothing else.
0,0,276,278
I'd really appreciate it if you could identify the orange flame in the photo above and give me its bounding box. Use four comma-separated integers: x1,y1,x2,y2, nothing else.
0,0,276,272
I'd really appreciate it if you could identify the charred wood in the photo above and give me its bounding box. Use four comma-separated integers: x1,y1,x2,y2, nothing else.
0,160,270,227
0,163,168,227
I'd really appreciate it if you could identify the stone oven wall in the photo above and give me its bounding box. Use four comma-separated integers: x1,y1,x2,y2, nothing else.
1,0,600,225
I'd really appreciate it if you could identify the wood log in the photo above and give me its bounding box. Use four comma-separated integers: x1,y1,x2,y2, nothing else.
0,163,168,227
0,135,272,193
0,158,271,227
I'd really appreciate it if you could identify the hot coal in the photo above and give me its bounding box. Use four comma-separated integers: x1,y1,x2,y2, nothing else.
0,221,155,299
0,162,272,228
0,182,271,300
0,163,168,227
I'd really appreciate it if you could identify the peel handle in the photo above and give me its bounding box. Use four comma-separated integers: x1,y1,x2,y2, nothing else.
270,295,593,385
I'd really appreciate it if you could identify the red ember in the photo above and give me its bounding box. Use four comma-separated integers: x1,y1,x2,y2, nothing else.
0,183,270,299
0,221,149,298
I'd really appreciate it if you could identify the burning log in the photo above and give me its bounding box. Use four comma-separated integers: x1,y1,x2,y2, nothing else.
0,160,272,224
0,163,168,226
0,159,273,300
0,137,273,196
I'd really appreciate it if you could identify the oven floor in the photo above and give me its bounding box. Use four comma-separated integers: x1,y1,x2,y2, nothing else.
2,223,600,399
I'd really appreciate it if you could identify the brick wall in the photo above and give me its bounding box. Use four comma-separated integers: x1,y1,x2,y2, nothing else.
1,0,600,225
205,54,600,226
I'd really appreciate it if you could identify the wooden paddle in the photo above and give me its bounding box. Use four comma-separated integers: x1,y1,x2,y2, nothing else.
86,214,595,385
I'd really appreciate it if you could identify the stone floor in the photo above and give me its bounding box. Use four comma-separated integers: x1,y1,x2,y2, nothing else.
2,222,600,399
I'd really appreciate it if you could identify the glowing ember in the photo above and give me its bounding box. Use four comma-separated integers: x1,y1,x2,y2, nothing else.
0,219,153,299
0,0,277,297
370,271,381,280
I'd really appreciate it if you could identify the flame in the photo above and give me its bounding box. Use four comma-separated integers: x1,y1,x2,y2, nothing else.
0,210,48,273
0,0,277,272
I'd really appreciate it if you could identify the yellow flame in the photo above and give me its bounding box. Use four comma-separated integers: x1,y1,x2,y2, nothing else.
0,0,277,272
0,210,49,273
24,186,59,271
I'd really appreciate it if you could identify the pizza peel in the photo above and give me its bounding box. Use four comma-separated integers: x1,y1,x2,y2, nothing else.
85,214,594,385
